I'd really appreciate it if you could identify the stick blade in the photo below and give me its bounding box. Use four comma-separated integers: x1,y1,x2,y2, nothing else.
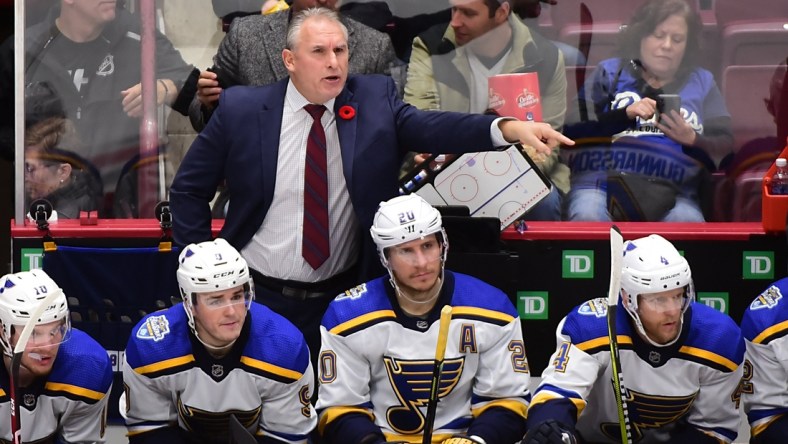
229,414,257,444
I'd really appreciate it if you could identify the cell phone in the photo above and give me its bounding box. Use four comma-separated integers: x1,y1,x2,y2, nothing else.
656,94,681,123
206,66,235,90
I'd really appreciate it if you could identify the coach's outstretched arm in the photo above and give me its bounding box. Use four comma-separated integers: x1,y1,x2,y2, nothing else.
498,120,574,155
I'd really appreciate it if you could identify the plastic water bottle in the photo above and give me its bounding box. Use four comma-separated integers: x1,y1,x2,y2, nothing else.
771,158,788,195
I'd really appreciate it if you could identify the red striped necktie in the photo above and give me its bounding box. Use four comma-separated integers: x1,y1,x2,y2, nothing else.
302,104,330,269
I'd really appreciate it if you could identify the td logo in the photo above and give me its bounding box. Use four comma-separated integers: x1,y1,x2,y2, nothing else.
562,250,594,279
21,248,44,271
742,251,774,280
517,291,548,320
696,292,729,314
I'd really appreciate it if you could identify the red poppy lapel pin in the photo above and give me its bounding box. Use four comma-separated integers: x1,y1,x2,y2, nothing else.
338,105,356,120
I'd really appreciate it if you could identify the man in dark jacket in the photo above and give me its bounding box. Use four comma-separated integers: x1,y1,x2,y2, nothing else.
0,0,193,211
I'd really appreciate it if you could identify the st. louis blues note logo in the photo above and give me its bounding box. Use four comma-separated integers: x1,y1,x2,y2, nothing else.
600,384,697,442
749,285,782,310
383,356,464,434
578,298,608,318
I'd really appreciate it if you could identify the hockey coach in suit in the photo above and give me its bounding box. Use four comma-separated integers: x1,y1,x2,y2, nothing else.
170,7,572,369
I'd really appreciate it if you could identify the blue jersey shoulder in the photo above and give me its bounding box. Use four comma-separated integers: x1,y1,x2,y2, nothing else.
741,278,788,344
561,298,615,344
685,302,744,364
125,304,193,369
242,302,310,375
322,277,395,333
449,271,517,320
49,329,113,395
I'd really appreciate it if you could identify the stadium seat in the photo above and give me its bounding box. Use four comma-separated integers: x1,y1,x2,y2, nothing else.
721,22,788,67
722,65,780,153
714,0,788,68
549,0,647,66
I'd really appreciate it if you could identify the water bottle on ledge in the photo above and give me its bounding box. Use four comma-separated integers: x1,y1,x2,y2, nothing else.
771,158,788,195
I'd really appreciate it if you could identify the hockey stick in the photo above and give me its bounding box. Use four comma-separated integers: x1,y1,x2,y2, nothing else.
607,226,632,444
229,414,257,444
423,305,453,444
9,287,64,444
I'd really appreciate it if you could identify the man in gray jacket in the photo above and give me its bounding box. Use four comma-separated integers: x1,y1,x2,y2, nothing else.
189,0,399,131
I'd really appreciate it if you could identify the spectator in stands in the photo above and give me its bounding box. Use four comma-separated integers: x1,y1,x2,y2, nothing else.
170,7,572,387
190,0,399,132
740,277,788,443
24,117,102,220
0,0,194,216
562,0,732,222
403,0,568,221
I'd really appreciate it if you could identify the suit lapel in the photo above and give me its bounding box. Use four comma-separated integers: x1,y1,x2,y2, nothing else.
258,80,288,210
335,87,358,191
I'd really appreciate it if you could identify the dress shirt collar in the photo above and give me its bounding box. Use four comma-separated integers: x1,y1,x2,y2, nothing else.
285,79,337,117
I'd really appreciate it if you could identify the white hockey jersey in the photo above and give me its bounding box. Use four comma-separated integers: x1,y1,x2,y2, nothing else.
316,271,530,443
529,298,744,443
740,277,788,441
0,329,113,443
121,302,316,444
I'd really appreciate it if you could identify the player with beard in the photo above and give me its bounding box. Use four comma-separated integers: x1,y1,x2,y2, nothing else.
0,270,113,443
524,234,745,444
316,194,531,444
121,238,316,443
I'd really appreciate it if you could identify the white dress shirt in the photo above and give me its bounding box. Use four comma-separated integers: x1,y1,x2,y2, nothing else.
242,80,512,282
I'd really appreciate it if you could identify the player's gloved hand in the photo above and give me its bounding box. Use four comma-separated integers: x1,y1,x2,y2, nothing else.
442,435,485,444
521,420,578,444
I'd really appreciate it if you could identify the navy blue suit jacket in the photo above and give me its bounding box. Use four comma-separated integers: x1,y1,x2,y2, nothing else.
170,74,499,280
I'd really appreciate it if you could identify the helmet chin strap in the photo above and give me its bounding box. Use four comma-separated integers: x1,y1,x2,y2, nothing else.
629,310,685,348
386,261,445,308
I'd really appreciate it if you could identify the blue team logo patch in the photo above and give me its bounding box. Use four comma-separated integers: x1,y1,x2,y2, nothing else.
335,283,368,301
577,298,608,317
136,315,171,341
750,285,783,310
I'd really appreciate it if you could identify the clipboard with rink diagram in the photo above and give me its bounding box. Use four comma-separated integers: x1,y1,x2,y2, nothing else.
413,144,552,230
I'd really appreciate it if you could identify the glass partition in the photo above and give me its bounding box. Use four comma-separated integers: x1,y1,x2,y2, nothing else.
10,0,787,224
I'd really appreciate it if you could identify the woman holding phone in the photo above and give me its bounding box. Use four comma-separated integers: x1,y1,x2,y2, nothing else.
562,0,733,222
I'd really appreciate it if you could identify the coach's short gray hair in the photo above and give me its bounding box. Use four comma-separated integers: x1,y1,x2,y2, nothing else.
286,7,349,50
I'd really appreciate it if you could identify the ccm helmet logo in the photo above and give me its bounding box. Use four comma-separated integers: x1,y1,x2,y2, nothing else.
213,271,235,278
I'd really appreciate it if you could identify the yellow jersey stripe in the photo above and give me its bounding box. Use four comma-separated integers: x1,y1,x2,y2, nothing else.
240,356,303,380
329,310,396,335
751,414,785,437
678,346,739,371
318,406,374,435
471,398,527,418
575,335,633,352
134,355,195,375
452,306,515,323
45,382,105,401
382,432,453,443
752,320,788,345
530,391,586,417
